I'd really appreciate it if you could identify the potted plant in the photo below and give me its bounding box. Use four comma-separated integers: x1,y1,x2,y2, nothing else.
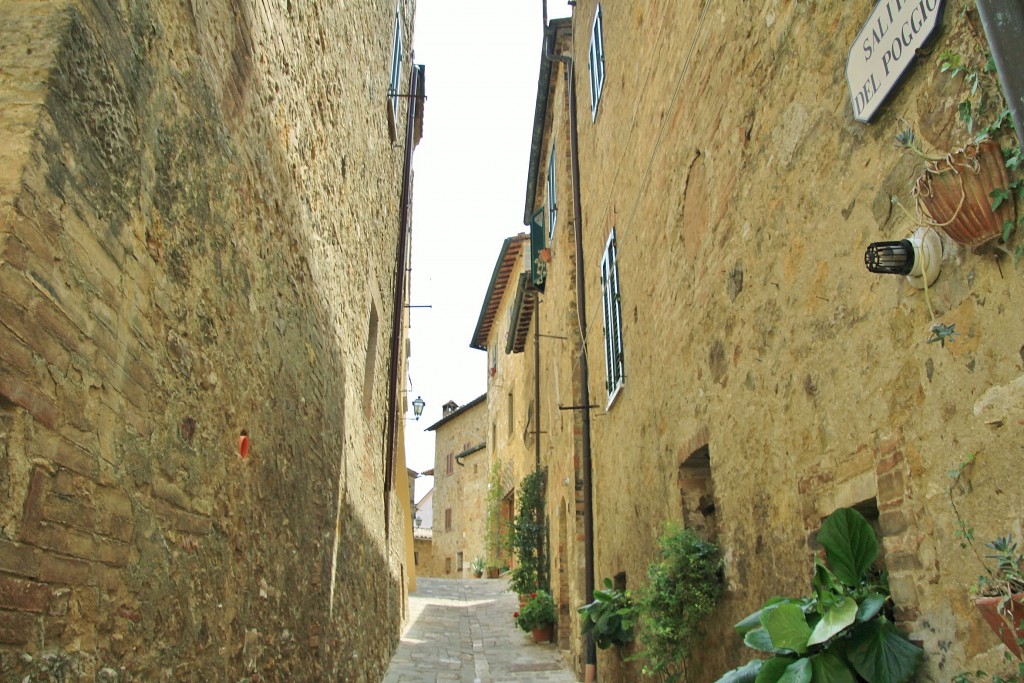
515,590,557,643
579,577,636,650
713,508,922,683
972,535,1024,659
898,129,1016,250
471,557,485,579
634,524,722,679
486,564,501,579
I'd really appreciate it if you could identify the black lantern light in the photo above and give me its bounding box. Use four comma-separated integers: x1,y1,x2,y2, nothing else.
411,395,425,420
864,228,941,289
865,239,915,275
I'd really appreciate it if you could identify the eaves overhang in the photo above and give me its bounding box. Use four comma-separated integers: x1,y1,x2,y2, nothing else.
523,18,572,225
425,393,487,432
469,234,529,351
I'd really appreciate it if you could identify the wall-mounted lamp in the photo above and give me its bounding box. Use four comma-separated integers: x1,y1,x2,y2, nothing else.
411,395,425,420
864,227,941,289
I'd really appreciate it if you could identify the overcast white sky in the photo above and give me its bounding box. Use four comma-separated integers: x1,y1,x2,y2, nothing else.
405,1,572,501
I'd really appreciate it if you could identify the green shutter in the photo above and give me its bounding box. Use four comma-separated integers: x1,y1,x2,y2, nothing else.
530,208,547,291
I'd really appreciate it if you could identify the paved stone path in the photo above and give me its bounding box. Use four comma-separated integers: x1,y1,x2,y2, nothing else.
383,577,578,682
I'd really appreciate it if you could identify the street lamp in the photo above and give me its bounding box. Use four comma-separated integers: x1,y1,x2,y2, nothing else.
411,396,425,420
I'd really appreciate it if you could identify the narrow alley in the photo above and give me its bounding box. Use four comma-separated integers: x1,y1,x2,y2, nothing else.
384,578,577,683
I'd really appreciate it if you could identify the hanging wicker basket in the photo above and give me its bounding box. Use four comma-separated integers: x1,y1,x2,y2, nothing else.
913,140,1016,249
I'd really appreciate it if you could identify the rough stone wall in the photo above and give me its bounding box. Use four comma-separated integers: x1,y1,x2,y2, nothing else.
529,2,1024,681
430,399,487,577
0,0,416,679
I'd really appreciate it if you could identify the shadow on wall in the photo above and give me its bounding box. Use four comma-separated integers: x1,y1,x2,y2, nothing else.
0,0,404,679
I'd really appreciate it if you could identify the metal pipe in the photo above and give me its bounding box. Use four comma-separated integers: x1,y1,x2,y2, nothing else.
383,63,423,533
976,1,1024,148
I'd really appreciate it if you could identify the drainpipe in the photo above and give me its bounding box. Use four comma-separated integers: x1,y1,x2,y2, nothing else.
543,7,597,680
383,63,423,534
976,1,1024,148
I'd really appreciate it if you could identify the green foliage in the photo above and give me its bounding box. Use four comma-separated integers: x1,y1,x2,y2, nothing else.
714,508,923,683
927,322,958,347
579,577,636,649
634,524,723,680
471,556,485,576
485,459,507,567
509,469,546,595
515,589,556,632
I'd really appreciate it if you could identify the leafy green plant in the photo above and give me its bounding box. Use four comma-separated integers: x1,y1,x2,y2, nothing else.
712,508,923,683
485,459,507,567
634,524,722,680
509,469,546,595
471,556,485,577
515,590,557,632
579,577,636,649
977,536,1024,598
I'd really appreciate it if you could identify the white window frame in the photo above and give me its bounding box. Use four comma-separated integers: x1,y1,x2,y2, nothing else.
388,11,403,131
547,142,557,241
600,229,624,405
588,5,605,121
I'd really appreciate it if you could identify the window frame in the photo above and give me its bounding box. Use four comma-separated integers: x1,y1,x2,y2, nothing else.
600,228,624,405
387,10,403,136
588,5,605,121
547,142,557,241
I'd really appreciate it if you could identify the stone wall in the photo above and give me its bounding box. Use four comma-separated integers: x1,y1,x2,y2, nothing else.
428,398,487,578
0,0,416,679
523,3,1024,681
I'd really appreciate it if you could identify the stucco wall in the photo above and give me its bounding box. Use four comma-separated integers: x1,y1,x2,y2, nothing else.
0,0,415,679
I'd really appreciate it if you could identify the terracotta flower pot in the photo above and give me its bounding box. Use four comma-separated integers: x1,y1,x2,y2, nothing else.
531,623,553,643
914,140,1016,249
487,567,500,579
973,593,1024,657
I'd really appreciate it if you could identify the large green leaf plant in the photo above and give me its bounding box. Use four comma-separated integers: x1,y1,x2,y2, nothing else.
714,508,923,683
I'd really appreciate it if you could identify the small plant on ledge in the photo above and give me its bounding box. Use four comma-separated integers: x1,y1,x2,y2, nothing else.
579,577,636,650
973,535,1024,659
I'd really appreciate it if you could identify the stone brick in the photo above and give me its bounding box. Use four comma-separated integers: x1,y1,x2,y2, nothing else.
0,364,59,429
152,498,212,536
876,470,905,506
37,553,91,586
0,611,33,645
0,575,49,613
0,539,39,579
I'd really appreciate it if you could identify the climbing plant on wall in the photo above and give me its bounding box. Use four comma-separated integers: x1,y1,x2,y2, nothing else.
510,469,547,595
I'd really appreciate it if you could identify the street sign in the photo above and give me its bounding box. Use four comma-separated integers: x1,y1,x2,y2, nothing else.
847,0,946,122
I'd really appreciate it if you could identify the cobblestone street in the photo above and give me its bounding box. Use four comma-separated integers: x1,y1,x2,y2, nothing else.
384,578,578,683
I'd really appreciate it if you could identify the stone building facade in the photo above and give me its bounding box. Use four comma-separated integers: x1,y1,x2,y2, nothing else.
426,395,488,578
0,0,421,680
491,4,1024,682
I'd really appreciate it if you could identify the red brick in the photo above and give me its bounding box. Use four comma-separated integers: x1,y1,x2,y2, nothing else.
93,537,130,567
0,575,50,613
21,520,96,560
33,431,98,478
0,610,33,645
0,322,35,370
0,364,59,429
20,466,50,531
37,553,91,585
42,494,98,531
0,538,39,578
877,470,905,505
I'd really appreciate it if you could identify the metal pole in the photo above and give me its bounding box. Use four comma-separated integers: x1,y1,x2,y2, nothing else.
976,1,1024,148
